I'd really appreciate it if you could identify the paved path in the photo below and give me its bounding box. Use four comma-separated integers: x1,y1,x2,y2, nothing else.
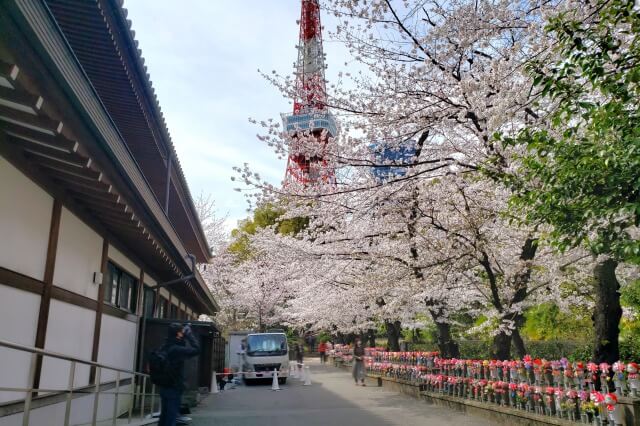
189,359,494,426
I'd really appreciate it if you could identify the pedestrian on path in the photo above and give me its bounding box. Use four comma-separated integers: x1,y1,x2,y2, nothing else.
318,341,327,364
295,343,304,373
352,339,365,386
155,323,200,426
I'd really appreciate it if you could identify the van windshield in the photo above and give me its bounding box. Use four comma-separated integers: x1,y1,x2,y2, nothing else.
246,334,288,357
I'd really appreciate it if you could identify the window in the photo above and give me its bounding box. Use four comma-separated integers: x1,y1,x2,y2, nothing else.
157,296,168,319
142,286,155,318
104,262,138,313
169,303,178,319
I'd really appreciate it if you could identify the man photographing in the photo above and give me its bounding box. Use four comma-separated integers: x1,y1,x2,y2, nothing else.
152,323,200,426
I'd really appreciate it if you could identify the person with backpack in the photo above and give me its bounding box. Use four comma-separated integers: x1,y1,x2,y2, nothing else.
150,323,200,426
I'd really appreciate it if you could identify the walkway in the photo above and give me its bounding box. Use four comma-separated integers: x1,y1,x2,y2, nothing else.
190,359,494,426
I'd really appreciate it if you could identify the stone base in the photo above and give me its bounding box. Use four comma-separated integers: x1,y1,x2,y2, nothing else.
333,363,640,426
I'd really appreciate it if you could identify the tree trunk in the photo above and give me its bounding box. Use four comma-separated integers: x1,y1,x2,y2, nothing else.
592,258,621,364
435,321,460,358
511,326,527,359
492,332,512,360
367,329,376,348
385,320,401,351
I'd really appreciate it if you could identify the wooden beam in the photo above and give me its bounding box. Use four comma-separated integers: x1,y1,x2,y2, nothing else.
89,208,136,225
51,286,98,311
35,158,102,182
2,120,78,152
97,216,141,233
49,171,112,194
67,187,120,205
23,147,89,169
0,266,43,295
90,239,108,384
0,85,43,114
136,269,145,316
79,197,128,215
0,61,19,89
0,103,62,134
4,134,79,166
32,199,62,391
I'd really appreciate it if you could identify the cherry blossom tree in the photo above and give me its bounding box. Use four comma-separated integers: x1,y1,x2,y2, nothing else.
222,0,637,361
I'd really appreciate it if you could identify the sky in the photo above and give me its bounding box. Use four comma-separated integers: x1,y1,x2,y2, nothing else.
124,1,351,232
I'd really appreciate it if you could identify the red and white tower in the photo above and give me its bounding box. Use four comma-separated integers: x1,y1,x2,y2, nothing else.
282,0,336,187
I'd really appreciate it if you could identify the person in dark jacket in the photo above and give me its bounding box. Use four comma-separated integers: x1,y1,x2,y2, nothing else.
352,339,366,386
294,343,304,373
159,323,200,426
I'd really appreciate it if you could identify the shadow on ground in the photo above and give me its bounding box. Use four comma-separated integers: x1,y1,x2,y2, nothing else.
189,360,494,426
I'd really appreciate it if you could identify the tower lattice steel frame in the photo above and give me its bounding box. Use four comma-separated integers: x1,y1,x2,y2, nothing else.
282,0,336,187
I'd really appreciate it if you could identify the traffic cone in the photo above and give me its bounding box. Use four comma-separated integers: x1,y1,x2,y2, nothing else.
303,366,312,386
271,369,281,391
210,371,219,394
299,364,305,382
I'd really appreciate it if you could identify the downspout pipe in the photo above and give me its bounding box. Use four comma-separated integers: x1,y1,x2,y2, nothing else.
164,154,172,214
136,253,196,378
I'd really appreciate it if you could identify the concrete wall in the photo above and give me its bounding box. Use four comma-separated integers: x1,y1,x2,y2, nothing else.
0,157,52,281
53,208,102,300
0,286,40,404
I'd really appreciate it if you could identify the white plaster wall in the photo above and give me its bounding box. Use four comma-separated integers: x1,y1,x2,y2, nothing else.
0,385,134,426
0,285,40,404
40,300,95,390
53,208,102,300
0,157,52,281
159,288,170,300
108,245,140,278
144,274,156,287
97,315,137,382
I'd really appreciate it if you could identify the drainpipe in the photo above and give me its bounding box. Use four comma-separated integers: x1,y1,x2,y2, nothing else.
136,254,196,377
164,154,172,215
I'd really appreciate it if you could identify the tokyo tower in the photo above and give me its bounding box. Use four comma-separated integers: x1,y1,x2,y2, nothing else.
282,0,337,187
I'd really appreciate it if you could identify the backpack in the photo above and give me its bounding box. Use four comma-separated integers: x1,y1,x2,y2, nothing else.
148,346,176,387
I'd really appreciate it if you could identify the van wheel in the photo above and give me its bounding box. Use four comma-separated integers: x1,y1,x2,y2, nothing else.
244,378,254,386
278,378,287,385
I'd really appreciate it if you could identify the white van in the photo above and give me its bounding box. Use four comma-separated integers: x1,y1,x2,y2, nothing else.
242,332,289,384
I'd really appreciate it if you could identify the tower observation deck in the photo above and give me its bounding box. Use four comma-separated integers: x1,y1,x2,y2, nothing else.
282,0,336,187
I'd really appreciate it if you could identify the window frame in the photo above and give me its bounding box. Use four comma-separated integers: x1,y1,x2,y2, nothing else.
104,261,139,313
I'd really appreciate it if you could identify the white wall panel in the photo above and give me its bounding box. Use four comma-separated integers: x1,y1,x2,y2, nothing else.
97,315,138,382
53,208,102,299
144,274,156,287
0,285,40,404
108,245,140,278
40,300,95,390
159,288,170,299
0,157,52,280
0,387,133,426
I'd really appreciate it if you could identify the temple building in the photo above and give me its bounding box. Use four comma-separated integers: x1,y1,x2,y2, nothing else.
0,0,219,423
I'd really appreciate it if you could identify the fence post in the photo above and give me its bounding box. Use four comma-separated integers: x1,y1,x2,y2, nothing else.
139,376,147,420
127,376,134,422
91,367,101,426
111,371,120,426
63,361,76,426
150,384,156,418
22,352,38,426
